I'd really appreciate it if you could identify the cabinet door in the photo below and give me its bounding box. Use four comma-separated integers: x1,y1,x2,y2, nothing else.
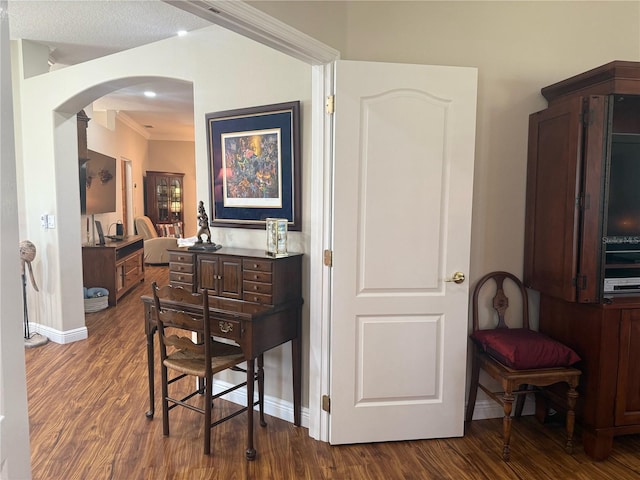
169,176,183,223
218,256,243,300
616,309,640,425
576,96,608,303
197,255,243,299
198,256,220,295
524,96,607,302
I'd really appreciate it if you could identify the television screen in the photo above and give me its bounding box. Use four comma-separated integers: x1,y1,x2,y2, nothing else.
80,150,116,214
607,135,640,238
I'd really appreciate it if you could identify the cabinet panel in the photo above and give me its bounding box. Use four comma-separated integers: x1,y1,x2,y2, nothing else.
198,257,219,295
616,309,640,425
524,96,583,301
219,256,243,300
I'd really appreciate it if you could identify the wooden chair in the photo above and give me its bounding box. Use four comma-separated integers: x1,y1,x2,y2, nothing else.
151,282,265,455
465,271,581,461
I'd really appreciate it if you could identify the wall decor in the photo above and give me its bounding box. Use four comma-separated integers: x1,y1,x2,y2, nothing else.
206,101,300,230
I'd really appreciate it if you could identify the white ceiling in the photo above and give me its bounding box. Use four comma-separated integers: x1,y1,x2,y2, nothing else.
7,0,214,140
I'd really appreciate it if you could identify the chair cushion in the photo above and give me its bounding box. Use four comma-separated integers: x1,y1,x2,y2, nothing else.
470,328,580,369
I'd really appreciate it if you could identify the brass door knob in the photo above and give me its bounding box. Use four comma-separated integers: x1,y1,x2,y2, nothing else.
445,272,466,284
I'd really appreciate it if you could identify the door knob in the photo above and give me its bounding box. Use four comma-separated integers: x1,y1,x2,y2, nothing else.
445,272,465,284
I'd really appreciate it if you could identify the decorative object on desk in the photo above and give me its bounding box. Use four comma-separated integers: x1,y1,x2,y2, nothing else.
266,218,288,257
190,201,221,251
19,240,48,348
206,101,301,230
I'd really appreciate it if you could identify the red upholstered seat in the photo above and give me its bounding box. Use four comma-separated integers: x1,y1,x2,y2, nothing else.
471,328,580,370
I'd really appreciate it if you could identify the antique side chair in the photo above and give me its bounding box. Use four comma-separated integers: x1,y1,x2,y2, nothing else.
465,271,582,461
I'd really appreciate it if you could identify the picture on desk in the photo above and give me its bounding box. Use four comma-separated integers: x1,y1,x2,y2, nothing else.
206,101,301,231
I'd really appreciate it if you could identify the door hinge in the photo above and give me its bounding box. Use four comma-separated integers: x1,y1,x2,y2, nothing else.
323,249,333,267
574,275,587,290
322,394,331,413
326,95,335,114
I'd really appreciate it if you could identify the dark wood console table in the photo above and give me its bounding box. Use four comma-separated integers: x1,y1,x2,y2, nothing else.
142,247,303,459
82,235,144,306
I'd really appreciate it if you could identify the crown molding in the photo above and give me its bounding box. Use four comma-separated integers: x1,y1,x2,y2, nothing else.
165,0,339,66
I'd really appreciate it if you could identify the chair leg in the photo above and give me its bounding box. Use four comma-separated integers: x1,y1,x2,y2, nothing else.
465,353,481,422
514,384,528,417
501,390,515,461
204,374,212,455
160,364,170,437
565,384,579,454
258,354,266,427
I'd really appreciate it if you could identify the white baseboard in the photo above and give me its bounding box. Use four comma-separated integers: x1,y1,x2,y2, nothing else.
212,379,309,428
30,323,88,344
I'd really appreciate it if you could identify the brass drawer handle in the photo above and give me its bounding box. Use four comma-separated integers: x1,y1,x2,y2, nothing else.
219,321,233,333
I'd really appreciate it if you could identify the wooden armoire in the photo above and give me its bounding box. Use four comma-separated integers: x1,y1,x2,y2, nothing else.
525,61,640,460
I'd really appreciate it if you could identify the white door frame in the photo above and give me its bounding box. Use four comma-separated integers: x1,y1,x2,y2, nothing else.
171,0,340,441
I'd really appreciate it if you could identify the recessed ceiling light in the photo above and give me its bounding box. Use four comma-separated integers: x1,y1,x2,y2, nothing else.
143,91,156,98
177,30,188,37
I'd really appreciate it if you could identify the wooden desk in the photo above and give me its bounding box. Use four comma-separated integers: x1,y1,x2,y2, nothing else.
141,247,303,460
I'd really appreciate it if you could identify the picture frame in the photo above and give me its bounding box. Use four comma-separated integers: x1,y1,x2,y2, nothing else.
205,101,301,230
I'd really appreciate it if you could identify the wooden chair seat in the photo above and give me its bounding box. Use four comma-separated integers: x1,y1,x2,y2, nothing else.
465,271,581,461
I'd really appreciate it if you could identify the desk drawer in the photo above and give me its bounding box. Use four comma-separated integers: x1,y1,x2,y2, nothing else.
243,259,273,273
211,318,242,342
170,271,194,285
170,261,193,274
243,270,272,283
243,292,273,305
244,280,272,295
169,252,194,264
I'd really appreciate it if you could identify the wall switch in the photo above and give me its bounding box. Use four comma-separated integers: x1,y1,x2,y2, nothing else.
47,214,56,229
40,214,48,228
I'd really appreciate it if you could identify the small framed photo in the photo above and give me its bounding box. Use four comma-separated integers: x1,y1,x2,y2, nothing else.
206,101,301,230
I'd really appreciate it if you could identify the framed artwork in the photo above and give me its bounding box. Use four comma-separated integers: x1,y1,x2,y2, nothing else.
206,101,301,230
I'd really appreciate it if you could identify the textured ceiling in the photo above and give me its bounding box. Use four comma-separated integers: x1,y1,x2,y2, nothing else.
8,0,213,140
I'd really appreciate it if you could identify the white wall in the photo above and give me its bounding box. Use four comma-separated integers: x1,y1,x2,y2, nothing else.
14,25,312,408
252,0,640,291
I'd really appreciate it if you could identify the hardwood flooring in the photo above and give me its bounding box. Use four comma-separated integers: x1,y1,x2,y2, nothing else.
25,266,640,479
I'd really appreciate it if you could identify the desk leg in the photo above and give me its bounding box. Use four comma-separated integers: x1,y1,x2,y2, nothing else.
145,331,155,419
258,354,266,427
292,333,302,426
245,358,256,461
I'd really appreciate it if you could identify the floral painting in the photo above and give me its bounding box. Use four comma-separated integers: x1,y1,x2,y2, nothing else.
206,101,301,230
221,129,282,208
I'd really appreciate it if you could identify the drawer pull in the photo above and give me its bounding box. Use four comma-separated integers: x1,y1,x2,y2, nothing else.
219,321,233,333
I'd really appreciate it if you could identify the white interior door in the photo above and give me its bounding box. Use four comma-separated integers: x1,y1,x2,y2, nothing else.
329,60,477,444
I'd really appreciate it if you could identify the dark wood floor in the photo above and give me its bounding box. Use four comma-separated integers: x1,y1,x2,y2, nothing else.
25,266,640,479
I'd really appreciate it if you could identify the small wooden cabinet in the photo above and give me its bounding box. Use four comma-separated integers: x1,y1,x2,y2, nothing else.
168,247,302,307
82,236,144,306
144,171,184,230
525,61,640,459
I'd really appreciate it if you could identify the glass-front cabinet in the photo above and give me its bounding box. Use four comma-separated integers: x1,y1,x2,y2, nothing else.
144,171,184,230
